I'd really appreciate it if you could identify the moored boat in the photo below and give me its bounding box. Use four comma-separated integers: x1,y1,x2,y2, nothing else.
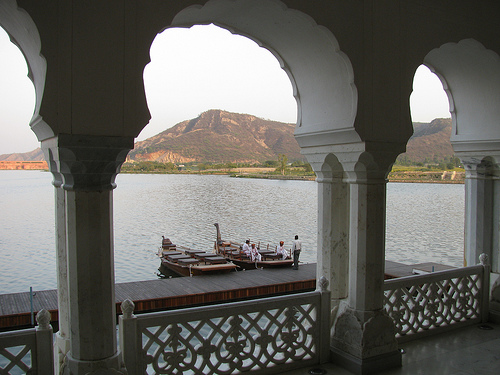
213,223,294,269
159,236,237,277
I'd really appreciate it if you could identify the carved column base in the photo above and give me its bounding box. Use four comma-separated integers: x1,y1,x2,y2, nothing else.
331,303,401,375
63,351,127,375
55,333,70,374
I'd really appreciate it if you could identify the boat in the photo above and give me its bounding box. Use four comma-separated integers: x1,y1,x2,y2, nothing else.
158,236,237,277
213,223,295,269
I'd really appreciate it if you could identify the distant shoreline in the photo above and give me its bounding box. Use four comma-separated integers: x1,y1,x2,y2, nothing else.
0,160,48,171
1,163,465,184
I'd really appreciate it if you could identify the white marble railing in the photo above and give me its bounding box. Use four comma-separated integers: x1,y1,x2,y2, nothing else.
384,255,490,342
0,309,54,374
119,277,330,375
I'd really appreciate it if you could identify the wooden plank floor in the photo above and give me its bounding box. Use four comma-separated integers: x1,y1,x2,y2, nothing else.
0,263,317,329
1,260,454,329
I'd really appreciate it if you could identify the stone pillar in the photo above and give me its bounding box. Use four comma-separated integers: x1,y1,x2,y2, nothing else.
42,145,71,374
307,153,349,309
42,134,133,375
317,177,349,306
461,157,496,267
459,155,500,323
55,179,70,373
330,150,401,374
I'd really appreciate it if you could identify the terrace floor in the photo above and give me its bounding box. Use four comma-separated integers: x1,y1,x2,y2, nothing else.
282,322,500,375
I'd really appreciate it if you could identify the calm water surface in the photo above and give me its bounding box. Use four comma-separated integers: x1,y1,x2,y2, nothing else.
0,171,465,294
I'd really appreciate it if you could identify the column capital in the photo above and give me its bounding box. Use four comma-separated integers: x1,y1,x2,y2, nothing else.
41,134,134,191
337,145,400,184
301,141,402,184
459,156,500,179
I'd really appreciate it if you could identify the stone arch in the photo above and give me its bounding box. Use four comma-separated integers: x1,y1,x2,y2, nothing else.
424,39,500,150
166,0,359,146
0,0,52,141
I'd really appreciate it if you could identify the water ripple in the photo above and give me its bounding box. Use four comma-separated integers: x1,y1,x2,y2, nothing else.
0,172,465,294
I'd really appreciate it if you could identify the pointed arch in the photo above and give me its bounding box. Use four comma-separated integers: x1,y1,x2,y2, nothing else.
424,39,500,152
0,0,52,140
168,0,359,148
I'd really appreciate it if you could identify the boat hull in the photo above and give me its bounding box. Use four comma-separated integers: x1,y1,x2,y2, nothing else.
229,258,294,270
160,257,237,277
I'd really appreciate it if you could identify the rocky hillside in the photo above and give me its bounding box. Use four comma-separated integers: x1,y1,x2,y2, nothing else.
1,114,454,165
399,118,454,163
129,109,302,164
0,147,44,161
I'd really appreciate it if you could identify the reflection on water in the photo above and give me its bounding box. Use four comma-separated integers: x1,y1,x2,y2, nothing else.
0,171,465,294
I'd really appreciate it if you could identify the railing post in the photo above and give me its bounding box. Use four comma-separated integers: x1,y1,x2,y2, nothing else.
318,276,331,364
35,309,54,374
479,253,491,323
119,299,140,374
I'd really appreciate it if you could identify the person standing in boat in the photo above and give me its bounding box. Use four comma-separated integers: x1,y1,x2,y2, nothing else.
250,243,262,262
242,239,251,257
276,241,288,260
291,235,302,270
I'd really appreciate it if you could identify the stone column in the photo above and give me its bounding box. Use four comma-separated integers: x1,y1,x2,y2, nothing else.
42,146,71,374
317,177,349,305
330,150,401,374
42,134,133,375
307,153,349,309
459,155,500,323
461,157,496,267
55,179,70,373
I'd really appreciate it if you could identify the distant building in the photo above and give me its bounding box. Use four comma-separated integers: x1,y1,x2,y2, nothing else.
0,160,48,170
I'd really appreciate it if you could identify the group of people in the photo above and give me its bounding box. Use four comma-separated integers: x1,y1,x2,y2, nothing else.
242,240,263,262
241,235,302,269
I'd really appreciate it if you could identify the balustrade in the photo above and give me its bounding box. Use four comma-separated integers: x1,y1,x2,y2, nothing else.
0,309,54,374
119,277,330,375
384,254,490,342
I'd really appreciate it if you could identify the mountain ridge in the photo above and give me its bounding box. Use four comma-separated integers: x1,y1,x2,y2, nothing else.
1,111,454,165
129,109,302,164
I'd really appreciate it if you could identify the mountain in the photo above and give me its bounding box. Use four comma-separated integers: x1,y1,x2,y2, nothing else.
399,118,454,163
0,148,44,161
1,113,454,165
129,109,303,164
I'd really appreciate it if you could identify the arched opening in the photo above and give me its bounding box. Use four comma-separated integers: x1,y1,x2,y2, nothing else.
140,23,297,141
386,64,464,267
0,26,37,154
0,25,55,294
113,23,314,283
423,39,500,273
111,0,359,284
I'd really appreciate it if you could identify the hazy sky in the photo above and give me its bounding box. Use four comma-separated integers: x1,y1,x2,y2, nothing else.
0,24,450,155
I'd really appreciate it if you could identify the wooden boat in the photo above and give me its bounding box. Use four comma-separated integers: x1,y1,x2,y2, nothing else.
213,223,294,269
159,237,237,277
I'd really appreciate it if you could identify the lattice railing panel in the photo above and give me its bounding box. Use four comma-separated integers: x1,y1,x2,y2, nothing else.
0,344,33,374
384,265,486,339
0,309,54,375
132,292,322,375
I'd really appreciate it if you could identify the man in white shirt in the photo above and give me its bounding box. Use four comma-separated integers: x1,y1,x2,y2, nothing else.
291,235,302,269
242,239,251,257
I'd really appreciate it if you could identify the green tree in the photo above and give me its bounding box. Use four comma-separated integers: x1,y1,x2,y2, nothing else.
277,154,288,175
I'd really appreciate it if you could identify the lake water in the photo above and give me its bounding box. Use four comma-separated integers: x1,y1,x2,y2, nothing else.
0,171,465,295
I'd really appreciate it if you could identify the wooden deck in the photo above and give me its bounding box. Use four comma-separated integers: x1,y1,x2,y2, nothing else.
0,260,454,330
0,263,317,330
384,260,456,279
